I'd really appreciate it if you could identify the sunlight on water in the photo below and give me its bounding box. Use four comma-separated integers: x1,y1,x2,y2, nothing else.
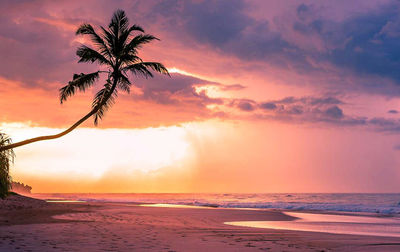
34,193,400,214
225,212,400,238
140,203,212,209
46,200,86,203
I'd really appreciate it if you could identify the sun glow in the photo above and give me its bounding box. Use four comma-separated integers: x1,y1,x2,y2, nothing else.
167,67,217,83
194,85,222,98
2,123,191,181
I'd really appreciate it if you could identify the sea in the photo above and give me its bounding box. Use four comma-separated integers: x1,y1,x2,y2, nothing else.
32,193,400,237
33,193,400,215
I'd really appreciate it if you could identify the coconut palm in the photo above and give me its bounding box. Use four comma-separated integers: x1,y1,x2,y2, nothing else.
0,9,169,152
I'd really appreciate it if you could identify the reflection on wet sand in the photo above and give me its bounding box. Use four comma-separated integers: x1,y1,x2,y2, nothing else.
225,211,400,238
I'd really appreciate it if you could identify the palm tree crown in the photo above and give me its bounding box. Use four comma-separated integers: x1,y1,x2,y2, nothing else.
60,9,169,125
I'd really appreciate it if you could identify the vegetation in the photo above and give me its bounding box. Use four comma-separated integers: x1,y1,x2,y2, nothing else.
0,9,169,197
11,181,32,194
0,133,14,198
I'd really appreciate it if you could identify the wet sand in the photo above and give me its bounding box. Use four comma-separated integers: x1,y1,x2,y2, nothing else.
0,195,400,251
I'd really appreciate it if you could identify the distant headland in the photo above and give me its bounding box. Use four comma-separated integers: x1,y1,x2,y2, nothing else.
11,181,32,194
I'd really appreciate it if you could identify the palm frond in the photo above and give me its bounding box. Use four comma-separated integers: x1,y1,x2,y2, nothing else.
124,34,159,54
60,71,100,103
92,81,118,125
76,45,111,65
118,29,132,53
141,62,170,75
108,10,129,57
100,26,117,57
119,53,142,66
109,9,129,34
125,63,153,78
0,132,14,199
76,23,111,58
124,62,169,78
117,72,131,93
117,24,146,53
128,24,144,34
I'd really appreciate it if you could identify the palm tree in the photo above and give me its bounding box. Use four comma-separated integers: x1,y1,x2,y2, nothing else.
0,9,169,152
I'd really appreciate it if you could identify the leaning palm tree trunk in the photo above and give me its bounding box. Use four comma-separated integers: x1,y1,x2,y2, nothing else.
0,9,169,153
0,110,96,151
0,80,117,152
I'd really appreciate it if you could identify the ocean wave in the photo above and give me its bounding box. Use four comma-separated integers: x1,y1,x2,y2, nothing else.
80,199,400,214
35,193,400,214
201,202,400,214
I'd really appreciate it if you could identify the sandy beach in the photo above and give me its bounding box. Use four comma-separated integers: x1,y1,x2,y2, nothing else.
0,195,399,251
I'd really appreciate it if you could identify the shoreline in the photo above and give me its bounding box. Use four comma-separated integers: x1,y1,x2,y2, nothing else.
31,192,400,216
1,195,400,251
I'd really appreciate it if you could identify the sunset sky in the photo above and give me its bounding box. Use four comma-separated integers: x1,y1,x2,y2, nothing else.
1,0,400,193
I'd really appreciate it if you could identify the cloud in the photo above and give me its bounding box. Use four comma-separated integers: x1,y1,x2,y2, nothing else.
388,109,398,114
324,106,344,119
237,101,255,111
280,2,400,94
369,117,400,132
147,1,400,96
218,84,246,91
2,0,400,96
229,99,256,112
271,96,343,105
309,97,343,105
260,102,277,110
131,73,226,108
286,105,303,115
242,95,371,127
0,6,80,85
182,0,250,46
325,7,400,82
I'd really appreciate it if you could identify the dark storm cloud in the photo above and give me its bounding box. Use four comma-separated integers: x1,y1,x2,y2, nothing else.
3,0,400,95
149,0,400,95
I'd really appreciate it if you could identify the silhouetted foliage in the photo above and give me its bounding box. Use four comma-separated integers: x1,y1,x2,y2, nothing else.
60,9,170,125
0,133,14,199
11,181,32,194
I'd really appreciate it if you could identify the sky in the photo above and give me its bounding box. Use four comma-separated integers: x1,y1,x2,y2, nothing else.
1,0,400,193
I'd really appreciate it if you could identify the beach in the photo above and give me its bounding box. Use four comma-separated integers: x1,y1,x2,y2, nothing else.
0,195,400,251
